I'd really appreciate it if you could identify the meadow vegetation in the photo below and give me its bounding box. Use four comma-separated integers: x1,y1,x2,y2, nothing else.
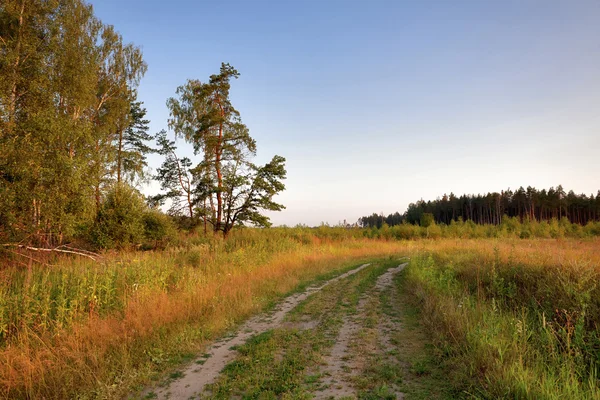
0,228,405,399
364,216,600,240
1,221,599,398
405,239,600,399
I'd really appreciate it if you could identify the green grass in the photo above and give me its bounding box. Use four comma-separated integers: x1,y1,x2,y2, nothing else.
404,243,600,399
348,266,455,400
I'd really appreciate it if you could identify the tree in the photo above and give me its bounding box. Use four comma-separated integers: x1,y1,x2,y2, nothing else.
91,24,146,208
164,63,286,236
153,130,195,219
0,0,146,246
219,155,286,235
115,100,154,184
358,185,600,228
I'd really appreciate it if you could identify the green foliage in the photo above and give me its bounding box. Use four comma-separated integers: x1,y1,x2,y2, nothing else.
90,184,147,249
116,100,155,184
153,130,195,219
142,209,177,246
420,213,435,228
0,0,146,246
363,217,600,240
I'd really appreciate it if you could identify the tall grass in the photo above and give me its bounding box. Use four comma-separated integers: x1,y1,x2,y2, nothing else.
0,228,407,399
3,227,598,398
404,239,600,399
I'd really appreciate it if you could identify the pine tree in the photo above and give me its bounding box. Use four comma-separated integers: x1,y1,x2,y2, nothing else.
165,63,286,236
116,100,154,184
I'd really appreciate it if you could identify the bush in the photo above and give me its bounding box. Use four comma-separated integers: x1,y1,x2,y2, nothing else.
420,213,434,228
142,209,177,248
89,184,147,249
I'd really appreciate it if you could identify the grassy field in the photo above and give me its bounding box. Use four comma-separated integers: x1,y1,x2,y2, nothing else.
0,229,406,399
404,239,600,399
1,228,599,399
160,258,454,399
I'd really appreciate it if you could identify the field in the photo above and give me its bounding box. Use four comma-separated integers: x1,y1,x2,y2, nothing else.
1,228,599,399
405,239,600,399
0,228,404,398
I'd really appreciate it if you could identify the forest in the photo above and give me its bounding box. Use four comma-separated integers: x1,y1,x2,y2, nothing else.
359,186,600,228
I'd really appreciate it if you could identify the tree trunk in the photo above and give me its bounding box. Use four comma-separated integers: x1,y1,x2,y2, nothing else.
117,125,123,183
215,121,224,233
203,198,207,234
8,0,26,130
95,184,101,210
187,190,193,219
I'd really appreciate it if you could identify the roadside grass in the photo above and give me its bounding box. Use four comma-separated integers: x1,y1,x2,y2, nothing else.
404,239,600,399
389,272,458,399
347,266,455,399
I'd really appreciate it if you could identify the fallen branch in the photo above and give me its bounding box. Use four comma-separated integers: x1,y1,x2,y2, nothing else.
1,244,101,261
57,245,102,258
7,249,55,267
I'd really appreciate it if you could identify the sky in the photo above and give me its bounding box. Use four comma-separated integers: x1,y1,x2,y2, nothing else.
89,0,600,226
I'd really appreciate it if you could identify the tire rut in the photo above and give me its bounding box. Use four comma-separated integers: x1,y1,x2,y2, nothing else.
144,262,373,400
315,262,408,400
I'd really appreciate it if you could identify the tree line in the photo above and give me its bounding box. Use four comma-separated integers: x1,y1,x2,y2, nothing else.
359,186,600,228
0,0,285,251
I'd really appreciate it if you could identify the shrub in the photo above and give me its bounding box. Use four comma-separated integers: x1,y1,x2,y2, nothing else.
142,210,177,248
420,213,435,228
89,184,147,249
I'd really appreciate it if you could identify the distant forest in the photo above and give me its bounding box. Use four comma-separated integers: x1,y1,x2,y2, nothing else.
359,186,600,228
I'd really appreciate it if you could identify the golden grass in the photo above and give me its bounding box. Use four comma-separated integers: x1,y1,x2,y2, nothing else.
2,229,598,399
0,232,408,399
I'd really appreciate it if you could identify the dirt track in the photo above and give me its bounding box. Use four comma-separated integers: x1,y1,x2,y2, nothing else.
316,263,407,399
148,263,374,399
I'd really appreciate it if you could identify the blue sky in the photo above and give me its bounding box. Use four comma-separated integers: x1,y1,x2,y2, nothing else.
90,0,600,226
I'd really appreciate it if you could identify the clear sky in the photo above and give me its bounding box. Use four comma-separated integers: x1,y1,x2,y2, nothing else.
90,0,600,226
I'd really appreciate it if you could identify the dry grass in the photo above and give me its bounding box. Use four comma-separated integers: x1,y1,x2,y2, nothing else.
2,229,598,399
0,229,408,399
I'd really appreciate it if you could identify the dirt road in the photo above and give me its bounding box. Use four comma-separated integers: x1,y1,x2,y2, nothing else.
141,258,451,399
147,262,373,399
